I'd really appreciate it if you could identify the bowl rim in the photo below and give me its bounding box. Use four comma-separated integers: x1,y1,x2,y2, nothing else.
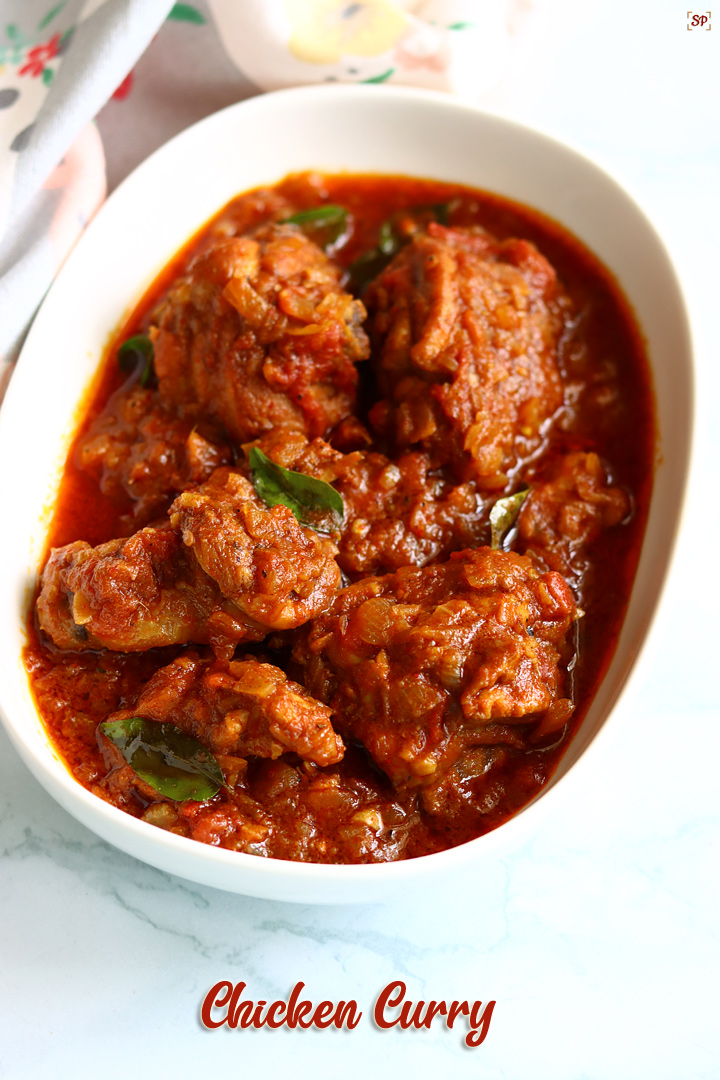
0,83,696,897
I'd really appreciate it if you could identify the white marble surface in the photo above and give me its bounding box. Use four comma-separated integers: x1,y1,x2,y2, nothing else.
1,2,718,1077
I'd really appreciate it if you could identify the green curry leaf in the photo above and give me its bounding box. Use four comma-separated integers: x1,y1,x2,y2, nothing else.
347,247,390,291
349,204,451,291
117,334,154,387
281,204,349,250
249,446,344,532
490,489,529,550
377,219,400,256
99,716,222,801
282,205,347,228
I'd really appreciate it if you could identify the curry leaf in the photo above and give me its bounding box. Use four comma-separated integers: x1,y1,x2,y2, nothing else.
348,247,390,291
432,202,450,225
490,489,529,550
249,446,344,531
377,220,399,256
349,204,450,291
118,334,154,386
283,205,346,228
348,219,401,290
281,204,349,250
99,716,222,801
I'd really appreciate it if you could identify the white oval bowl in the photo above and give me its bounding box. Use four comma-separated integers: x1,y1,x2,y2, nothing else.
0,85,693,903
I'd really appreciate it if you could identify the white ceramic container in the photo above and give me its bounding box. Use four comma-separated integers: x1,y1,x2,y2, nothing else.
0,85,694,903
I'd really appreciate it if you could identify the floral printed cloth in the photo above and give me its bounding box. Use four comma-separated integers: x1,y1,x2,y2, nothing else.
0,0,517,395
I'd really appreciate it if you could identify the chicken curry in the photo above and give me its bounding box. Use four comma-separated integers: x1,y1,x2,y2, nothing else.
23,172,655,863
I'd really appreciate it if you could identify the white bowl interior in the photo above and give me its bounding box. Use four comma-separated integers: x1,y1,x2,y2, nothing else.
0,86,693,902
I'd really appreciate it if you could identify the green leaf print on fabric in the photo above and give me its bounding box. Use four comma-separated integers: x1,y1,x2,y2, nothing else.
361,68,395,84
37,3,66,31
167,3,206,24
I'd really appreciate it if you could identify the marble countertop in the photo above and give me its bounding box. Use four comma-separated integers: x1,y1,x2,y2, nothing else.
2,2,718,1077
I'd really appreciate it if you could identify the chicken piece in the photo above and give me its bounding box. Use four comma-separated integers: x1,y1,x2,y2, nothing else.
206,187,295,243
36,528,222,653
38,470,341,656
76,385,231,525
151,224,369,442
519,451,630,580
296,548,576,789
417,742,553,835
366,224,567,488
169,467,341,631
105,652,344,767
251,427,490,578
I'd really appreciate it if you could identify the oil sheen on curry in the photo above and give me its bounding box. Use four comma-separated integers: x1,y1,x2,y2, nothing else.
24,173,655,864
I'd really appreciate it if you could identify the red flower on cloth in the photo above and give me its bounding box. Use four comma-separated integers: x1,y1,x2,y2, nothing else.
112,71,135,100
19,33,61,77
